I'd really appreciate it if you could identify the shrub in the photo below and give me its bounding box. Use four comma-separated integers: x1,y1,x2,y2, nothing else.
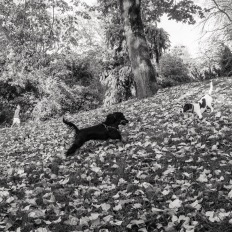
0,51,104,123
100,65,135,107
219,45,232,77
0,102,9,126
159,53,191,87
0,72,40,124
51,52,104,115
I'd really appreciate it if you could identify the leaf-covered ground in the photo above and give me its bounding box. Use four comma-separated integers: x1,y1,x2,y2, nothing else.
1,78,232,232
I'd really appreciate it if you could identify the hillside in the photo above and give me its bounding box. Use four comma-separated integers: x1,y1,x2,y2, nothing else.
0,78,232,232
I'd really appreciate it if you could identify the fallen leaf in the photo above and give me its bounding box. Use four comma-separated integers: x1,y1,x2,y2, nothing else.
101,203,111,211
169,199,182,209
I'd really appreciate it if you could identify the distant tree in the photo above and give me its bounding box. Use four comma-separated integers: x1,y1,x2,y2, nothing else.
196,35,230,79
145,25,170,65
201,0,232,42
190,59,221,81
219,45,232,76
171,45,192,63
0,0,73,78
159,53,190,87
0,0,105,121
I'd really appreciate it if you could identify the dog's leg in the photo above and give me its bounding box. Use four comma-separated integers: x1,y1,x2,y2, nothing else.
193,104,203,119
66,140,84,156
118,133,128,146
108,129,122,141
208,105,214,112
66,144,80,156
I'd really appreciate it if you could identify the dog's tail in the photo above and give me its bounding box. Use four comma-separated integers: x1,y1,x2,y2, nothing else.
208,81,213,95
63,118,79,133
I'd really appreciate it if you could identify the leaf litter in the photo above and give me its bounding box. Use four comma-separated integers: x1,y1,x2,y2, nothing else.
0,78,232,231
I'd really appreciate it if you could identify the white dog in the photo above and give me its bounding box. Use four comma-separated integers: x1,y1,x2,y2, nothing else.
11,105,21,127
182,81,213,119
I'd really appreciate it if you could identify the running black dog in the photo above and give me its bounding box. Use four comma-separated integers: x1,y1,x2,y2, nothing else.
63,112,129,156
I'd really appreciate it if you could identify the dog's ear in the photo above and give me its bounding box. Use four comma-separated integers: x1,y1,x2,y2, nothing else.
183,104,188,112
183,103,192,112
105,114,116,124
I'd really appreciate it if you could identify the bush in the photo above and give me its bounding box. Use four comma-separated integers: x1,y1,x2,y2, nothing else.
190,58,221,81
159,53,191,87
0,102,9,127
219,45,232,77
0,50,104,123
49,52,104,115
0,74,40,124
100,64,135,107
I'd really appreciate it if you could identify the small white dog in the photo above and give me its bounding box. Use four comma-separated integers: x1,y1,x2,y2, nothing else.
182,81,214,119
11,105,21,127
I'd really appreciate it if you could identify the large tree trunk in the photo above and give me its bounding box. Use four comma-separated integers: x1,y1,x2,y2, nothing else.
119,0,158,99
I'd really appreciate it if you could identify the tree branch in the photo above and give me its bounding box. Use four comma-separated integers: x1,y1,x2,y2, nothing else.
211,0,232,22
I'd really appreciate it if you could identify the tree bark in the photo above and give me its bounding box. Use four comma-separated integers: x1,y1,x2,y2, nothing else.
119,0,158,99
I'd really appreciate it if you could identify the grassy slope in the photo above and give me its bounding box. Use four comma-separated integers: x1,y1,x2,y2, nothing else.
0,78,232,232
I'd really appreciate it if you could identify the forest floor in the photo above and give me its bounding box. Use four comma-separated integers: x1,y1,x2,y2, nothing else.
1,77,232,232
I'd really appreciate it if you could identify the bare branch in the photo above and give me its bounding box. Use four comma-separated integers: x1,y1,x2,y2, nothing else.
206,23,231,32
211,0,232,22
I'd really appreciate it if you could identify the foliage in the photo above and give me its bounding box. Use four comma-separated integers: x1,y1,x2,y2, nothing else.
141,0,205,24
0,0,71,76
0,60,41,124
101,11,135,105
197,40,232,80
190,63,221,81
219,45,232,77
196,37,227,79
101,64,135,106
96,0,204,98
202,0,232,42
159,53,191,87
58,51,104,112
103,5,171,64
0,50,104,123
171,45,192,63
144,25,170,64
1,78,232,231
97,0,205,54
0,0,106,124
102,5,171,101
30,52,104,120
0,100,12,126
97,0,205,24
0,0,71,51
197,0,232,76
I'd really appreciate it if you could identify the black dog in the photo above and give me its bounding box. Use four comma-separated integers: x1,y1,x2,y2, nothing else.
63,112,129,156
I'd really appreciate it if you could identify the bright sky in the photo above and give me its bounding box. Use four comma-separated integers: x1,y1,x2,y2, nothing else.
158,0,207,58
82,0,97,5
158,15,203,58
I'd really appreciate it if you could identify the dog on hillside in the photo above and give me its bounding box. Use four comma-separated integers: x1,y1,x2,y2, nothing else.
11,105,21,127
181,81,214,119
63,112,129,156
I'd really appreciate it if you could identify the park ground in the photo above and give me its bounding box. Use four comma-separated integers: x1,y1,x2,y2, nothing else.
0,78,232,232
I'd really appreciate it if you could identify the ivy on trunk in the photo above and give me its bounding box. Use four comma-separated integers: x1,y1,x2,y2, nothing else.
119,0,158,99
